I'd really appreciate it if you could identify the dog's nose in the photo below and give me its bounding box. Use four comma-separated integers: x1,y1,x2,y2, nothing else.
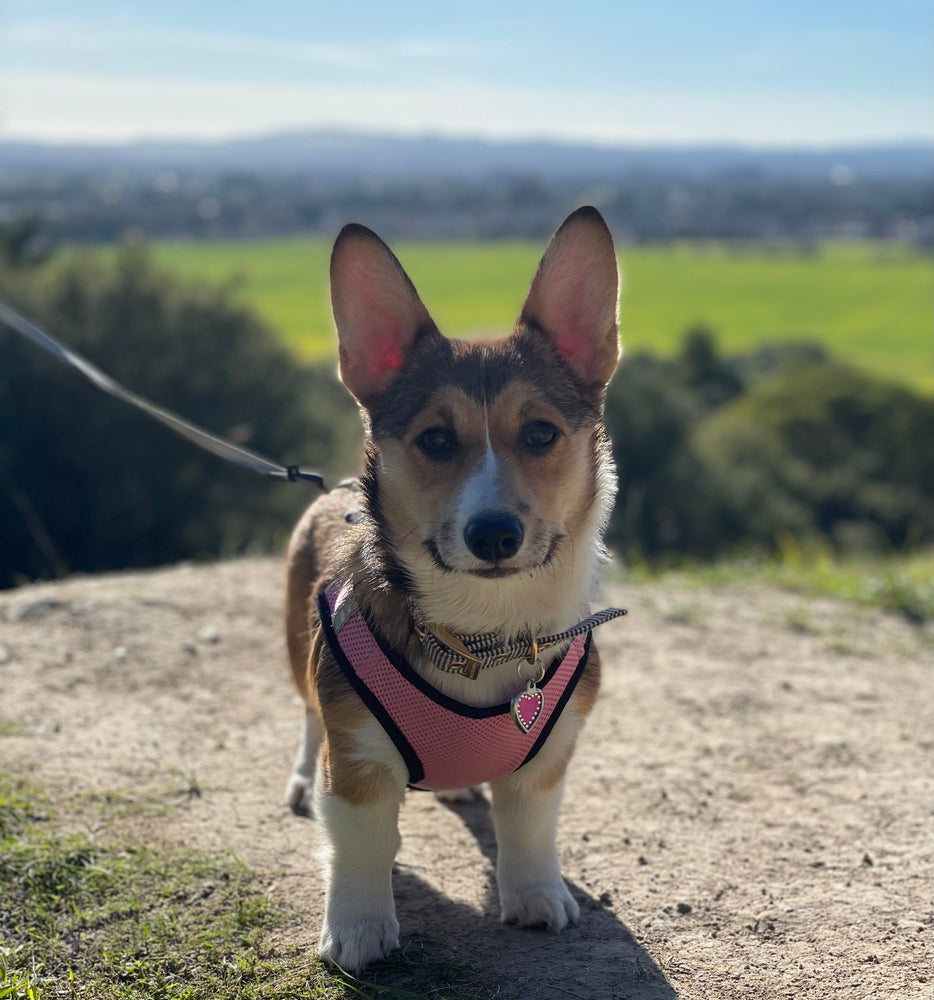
464,512,524,563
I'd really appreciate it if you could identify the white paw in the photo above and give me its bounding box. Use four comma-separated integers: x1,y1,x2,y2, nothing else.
285,771,315,817
318,914,400,973
434,785,485,804
500,880,580,932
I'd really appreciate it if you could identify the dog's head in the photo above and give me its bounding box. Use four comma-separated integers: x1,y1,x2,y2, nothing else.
331,207,620,630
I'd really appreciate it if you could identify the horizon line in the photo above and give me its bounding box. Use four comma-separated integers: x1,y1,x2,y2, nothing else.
2,124,932,153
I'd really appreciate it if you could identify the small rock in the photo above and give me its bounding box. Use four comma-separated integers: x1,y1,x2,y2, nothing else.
677,901,693,915
12,597,65,622
181,641,198,655
0,643,10,664
198,626,220,645
862,852,874,866
114,646,128,660
638,855,649,866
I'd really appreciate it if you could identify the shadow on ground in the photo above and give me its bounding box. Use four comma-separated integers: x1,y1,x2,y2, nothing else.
365,797,677,1000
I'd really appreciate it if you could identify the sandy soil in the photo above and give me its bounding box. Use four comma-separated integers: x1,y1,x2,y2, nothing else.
1,558,931,999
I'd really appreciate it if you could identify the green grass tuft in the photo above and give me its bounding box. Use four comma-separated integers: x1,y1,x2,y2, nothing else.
0,778,496,1000
621,551,934,625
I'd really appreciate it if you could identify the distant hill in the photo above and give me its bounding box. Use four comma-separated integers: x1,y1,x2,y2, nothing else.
1,129,931,180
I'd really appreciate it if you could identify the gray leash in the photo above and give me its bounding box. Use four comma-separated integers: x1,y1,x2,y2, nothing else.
0,300,327,488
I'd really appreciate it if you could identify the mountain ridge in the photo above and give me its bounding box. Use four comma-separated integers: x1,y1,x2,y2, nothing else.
2,128,931,179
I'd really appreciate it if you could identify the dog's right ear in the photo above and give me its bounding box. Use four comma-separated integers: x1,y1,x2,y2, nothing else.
330,224,436,404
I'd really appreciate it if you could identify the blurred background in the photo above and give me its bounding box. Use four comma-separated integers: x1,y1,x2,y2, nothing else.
1,1,932,614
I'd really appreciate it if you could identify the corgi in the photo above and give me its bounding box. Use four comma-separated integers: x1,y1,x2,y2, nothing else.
284,206,621,973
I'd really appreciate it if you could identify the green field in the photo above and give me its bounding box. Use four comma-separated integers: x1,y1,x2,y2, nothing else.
147,239,933,392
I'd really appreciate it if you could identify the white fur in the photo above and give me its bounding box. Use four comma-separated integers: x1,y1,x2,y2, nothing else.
399,448,614,708
455,433,501,525
315,717,407,972
285,708,323,815
492,706,583,929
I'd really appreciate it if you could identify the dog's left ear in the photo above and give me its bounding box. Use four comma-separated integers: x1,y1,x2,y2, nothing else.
520,206,620,387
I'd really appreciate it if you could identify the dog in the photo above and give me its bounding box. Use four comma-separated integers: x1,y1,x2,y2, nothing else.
283,206,621,972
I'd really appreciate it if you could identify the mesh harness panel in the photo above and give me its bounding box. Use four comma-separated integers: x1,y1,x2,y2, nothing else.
317,578,591,791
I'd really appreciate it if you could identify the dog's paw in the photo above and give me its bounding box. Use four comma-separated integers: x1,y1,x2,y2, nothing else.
434,785,485,804
500,880,580,932
284,771,315,817
318,914,400,973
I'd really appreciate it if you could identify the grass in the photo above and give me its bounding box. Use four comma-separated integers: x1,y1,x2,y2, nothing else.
0,779,496,1000
621,549,934,625
132,239,934,393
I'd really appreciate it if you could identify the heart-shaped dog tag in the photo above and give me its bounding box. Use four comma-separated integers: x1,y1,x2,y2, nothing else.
511,683,545,734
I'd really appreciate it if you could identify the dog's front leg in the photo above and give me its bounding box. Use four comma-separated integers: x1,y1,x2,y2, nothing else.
315,748,405,972
491,763,580,932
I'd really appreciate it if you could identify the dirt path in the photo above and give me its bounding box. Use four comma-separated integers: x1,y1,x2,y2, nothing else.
1,558,931,999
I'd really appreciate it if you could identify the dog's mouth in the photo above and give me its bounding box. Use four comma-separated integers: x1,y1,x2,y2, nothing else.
424,535,563,579
469,565,521,579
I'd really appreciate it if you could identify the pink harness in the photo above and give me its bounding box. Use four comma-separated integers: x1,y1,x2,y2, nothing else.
318,579,591,791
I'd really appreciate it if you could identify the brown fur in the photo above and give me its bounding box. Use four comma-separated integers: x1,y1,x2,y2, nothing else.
572,641,602,722
284,484,363,697
322,729,398,807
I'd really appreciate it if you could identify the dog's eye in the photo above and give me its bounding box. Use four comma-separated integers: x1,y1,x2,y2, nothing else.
520,420,560,452
416,426,458,460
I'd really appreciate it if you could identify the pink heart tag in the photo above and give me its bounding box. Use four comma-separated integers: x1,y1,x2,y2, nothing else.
511,686,545,734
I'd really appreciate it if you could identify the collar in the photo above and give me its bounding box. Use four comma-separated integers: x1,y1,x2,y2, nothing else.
415,606,627,681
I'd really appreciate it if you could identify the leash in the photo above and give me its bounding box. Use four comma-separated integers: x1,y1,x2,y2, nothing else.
0,300,327,489
416,607,628,681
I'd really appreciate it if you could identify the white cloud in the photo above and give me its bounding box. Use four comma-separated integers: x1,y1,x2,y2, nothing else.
1,18,480,76
1,69,930,146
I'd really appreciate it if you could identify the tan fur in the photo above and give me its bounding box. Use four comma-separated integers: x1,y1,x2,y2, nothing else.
572,641,602,721
322,731,398,807
535,755,570,793
376,387,597,591
284,485,362,697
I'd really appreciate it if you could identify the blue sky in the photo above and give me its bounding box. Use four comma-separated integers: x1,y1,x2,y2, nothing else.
2,0,931,145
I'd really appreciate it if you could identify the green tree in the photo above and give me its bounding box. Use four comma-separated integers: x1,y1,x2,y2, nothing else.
0,247,360,587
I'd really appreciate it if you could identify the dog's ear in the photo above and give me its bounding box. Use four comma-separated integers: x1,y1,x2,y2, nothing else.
519,206,620,387
330,224,436,403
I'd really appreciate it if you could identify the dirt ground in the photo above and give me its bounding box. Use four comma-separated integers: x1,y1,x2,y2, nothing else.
0,557,931,999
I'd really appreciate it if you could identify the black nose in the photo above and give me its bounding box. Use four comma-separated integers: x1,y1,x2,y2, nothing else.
464,512,525,563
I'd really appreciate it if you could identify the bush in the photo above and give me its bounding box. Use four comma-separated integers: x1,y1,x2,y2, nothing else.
604,331,933,562
695,362,934,554
0,248,360,587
